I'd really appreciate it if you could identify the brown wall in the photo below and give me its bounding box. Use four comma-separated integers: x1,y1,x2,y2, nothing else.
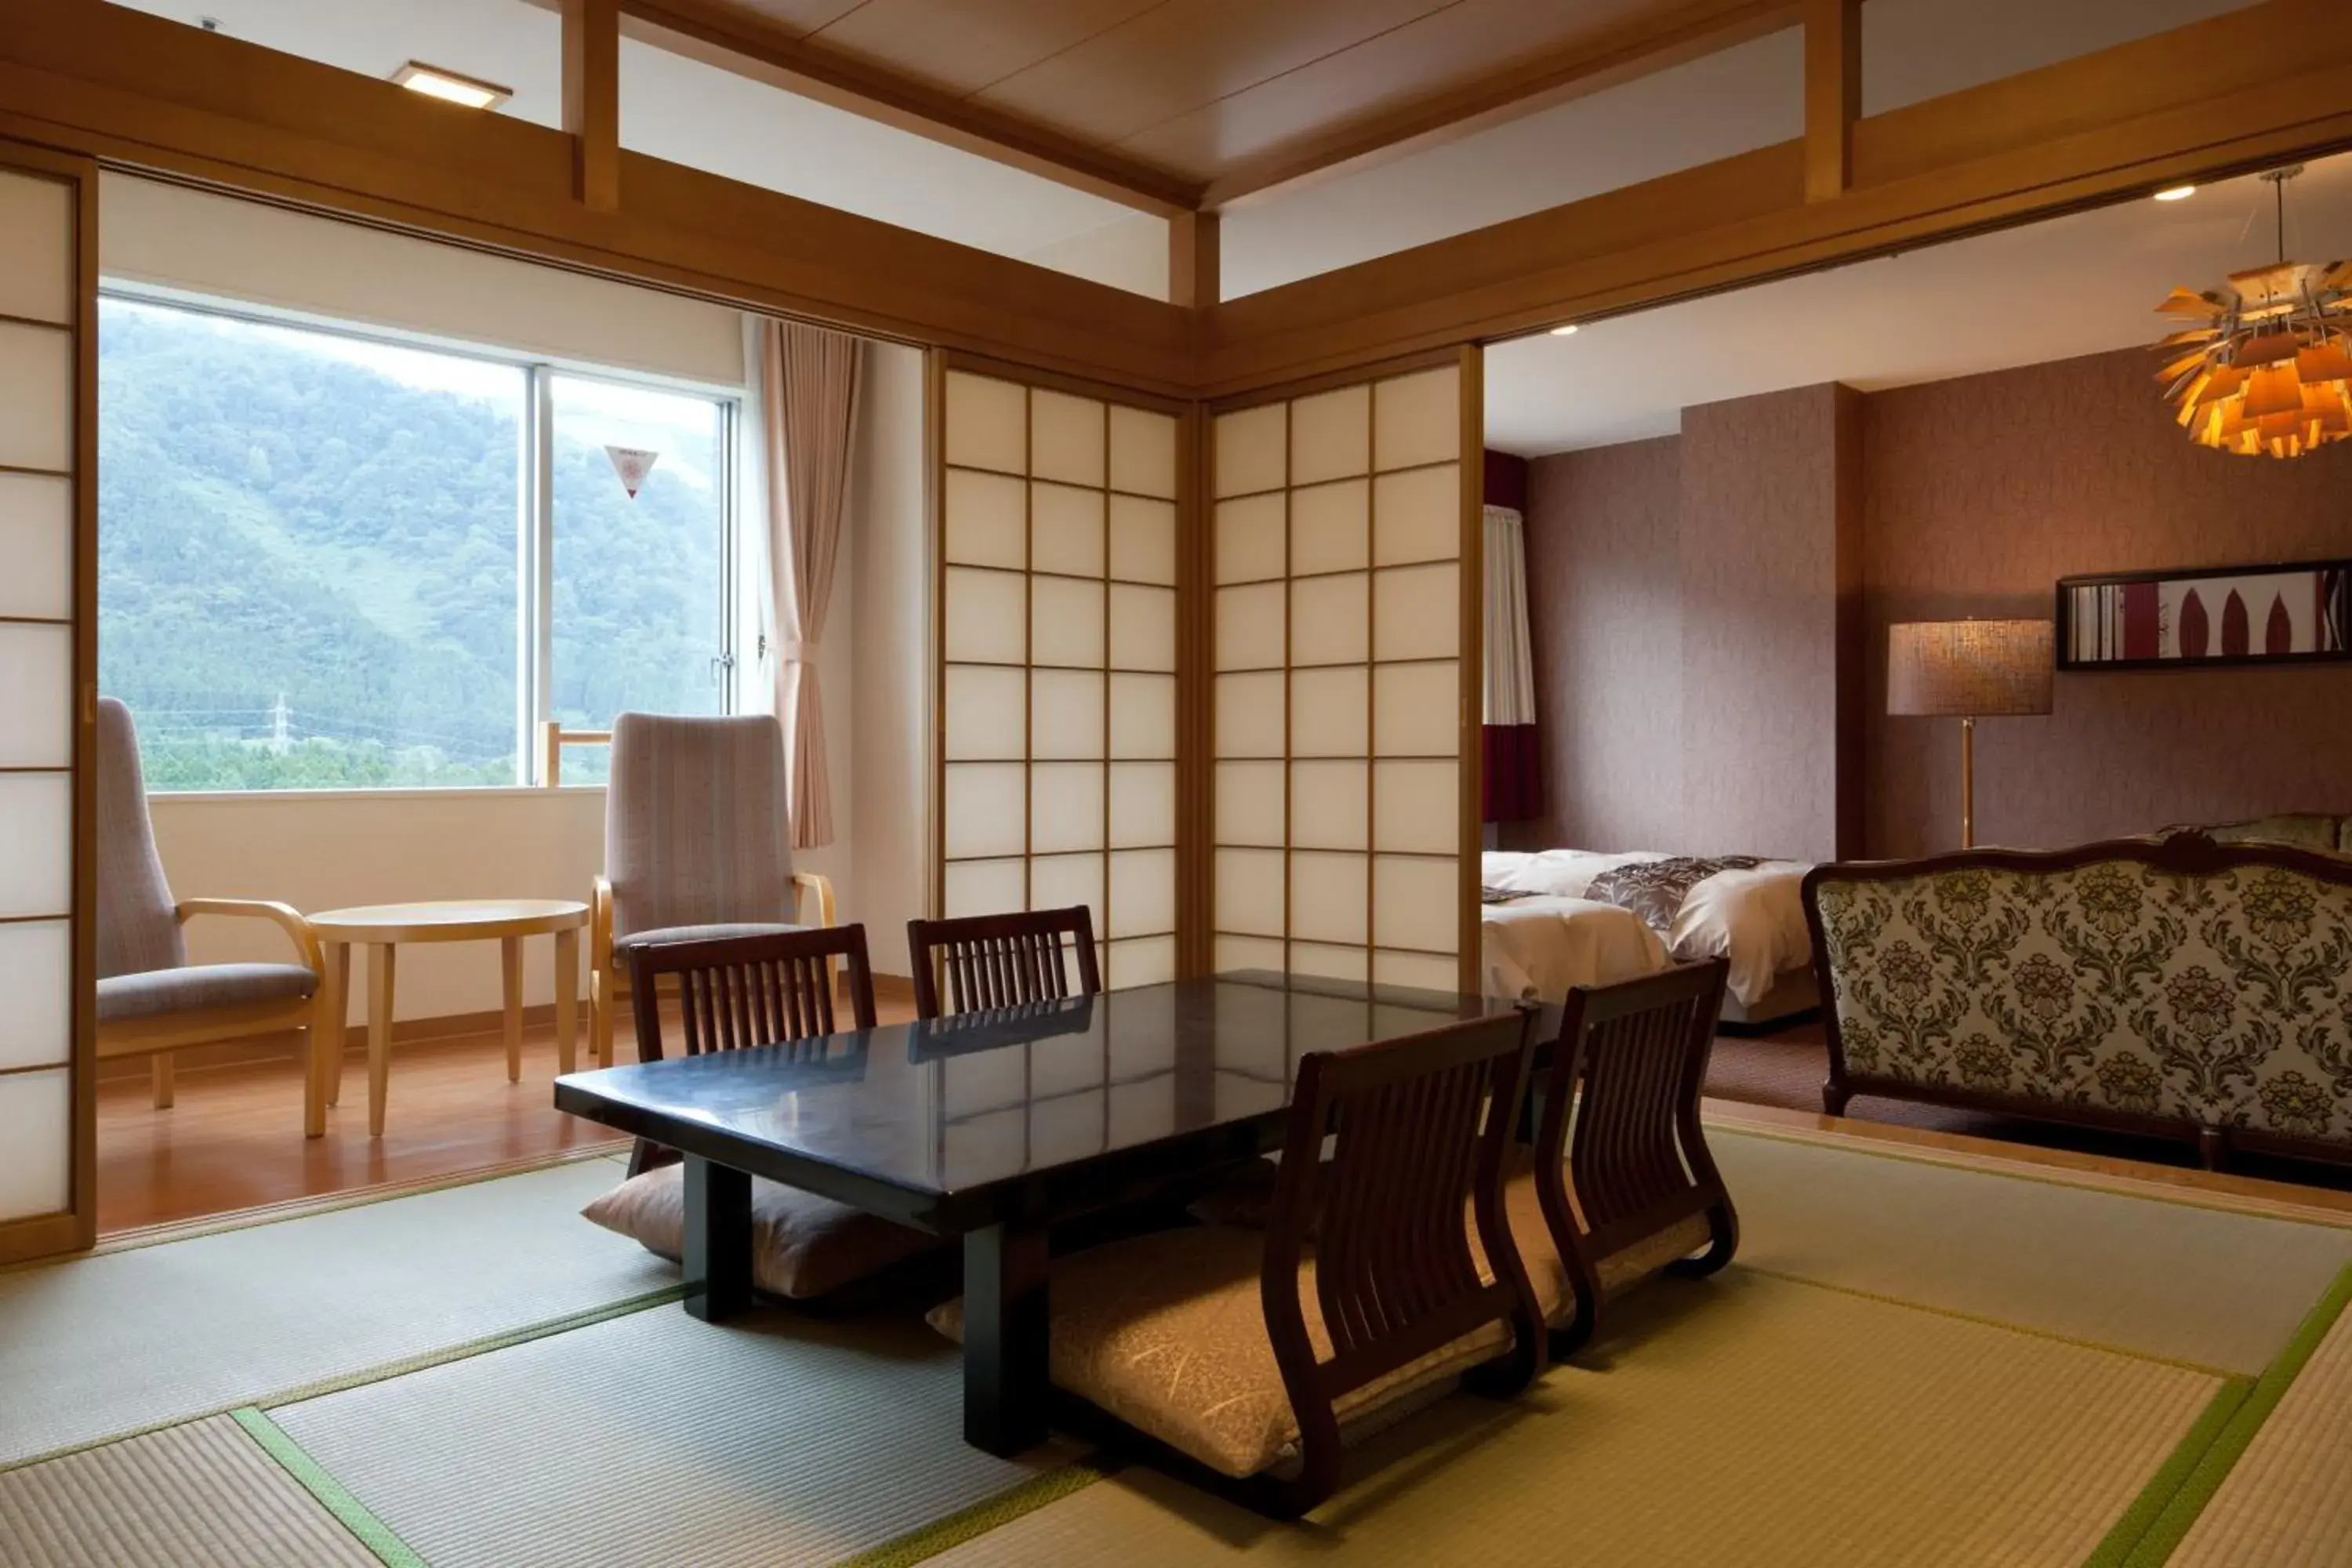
1514,346,2352,861
1864,347,2352,856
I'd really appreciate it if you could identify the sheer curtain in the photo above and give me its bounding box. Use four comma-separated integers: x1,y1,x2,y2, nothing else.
750,316,862,850
1482,503,1542,824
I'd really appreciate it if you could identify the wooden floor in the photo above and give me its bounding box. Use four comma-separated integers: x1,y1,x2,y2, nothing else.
97,991,920,1236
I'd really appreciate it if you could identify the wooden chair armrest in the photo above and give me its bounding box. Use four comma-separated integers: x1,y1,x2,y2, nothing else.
793,871,837,929
592,877,615,970
176,898,324,975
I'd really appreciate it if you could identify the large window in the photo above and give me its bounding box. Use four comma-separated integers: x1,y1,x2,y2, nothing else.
96,296,736,789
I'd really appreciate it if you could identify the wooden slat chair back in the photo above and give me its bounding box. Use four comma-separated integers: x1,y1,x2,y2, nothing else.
623,924,877,1176
906,906,1102,1019
1261,1007,1544,1513
1533,959,1739,1352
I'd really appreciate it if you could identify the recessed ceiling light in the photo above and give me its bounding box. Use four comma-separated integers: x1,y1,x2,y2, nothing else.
390,61,513,111
1548,323,1580,336
2153,184,2197,202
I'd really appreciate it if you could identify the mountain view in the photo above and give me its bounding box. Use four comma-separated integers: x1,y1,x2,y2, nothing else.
96,299,727,789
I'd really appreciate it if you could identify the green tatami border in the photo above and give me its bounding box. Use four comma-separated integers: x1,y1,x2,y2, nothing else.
2081,1377,2252,1568
833,1457,1117,1568
2113,1261,2352,1567
232,1406,426,1568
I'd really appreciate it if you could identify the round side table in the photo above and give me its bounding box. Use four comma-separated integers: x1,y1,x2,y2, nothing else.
309,899,590,1137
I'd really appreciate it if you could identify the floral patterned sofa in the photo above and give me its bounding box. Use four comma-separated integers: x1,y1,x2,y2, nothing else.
1802,833,2352,1169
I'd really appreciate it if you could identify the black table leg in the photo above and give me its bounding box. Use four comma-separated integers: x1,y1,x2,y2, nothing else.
682,1156,753,1323
962,1221,1050,1456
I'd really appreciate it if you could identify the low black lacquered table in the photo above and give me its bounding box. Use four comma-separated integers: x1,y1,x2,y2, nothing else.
554,970,1537,1456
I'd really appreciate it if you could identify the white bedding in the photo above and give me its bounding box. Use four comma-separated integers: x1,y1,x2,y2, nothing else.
1479,895,1668,1006
1481,849,1813,1007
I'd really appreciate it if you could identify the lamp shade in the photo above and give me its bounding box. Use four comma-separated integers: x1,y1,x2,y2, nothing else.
1888,620,2053,717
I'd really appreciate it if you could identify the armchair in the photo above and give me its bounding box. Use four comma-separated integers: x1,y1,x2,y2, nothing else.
588,713,837,1067
95,699,332,1136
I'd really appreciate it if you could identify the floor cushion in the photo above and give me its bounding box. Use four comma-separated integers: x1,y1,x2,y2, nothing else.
582,1163,941,1300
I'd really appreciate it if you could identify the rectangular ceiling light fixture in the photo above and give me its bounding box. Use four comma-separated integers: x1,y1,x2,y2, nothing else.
390,60,513,111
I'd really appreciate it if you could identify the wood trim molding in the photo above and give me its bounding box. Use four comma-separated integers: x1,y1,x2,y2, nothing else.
1170,210,1219,311
561,0,621,212
1802,0,1860,201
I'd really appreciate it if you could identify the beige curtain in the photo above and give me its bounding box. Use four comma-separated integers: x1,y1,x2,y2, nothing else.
757,317,862,850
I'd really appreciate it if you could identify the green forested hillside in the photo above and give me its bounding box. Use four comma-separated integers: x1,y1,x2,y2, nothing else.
97,302,723,789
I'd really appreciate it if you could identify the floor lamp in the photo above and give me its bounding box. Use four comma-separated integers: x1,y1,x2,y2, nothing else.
1887,620,2054,849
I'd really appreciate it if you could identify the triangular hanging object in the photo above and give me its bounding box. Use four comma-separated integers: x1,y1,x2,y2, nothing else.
604,445,660,499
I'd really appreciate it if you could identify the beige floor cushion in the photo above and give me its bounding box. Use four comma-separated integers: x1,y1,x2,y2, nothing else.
582,1164,942,1301
929,1225,1509,1479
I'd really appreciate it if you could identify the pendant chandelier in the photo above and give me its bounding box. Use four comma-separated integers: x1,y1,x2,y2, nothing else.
2154,165,2352,459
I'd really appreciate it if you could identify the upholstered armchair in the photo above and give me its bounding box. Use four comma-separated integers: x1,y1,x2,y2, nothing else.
589,713,837,1067
95,698,332,1136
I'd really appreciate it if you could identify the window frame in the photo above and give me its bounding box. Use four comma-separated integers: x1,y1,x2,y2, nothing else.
95,284,744,792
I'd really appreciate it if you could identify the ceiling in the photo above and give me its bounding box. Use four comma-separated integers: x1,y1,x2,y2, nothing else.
1482,151,2352,456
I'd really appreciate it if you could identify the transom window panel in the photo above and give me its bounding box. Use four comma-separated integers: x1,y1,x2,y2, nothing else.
1208,360,1475,992
938,368,1181,986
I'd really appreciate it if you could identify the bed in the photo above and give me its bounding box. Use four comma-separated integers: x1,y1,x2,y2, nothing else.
1479,849,1818,1025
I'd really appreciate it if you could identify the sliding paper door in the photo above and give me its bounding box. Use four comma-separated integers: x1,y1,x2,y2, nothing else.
935,358,1187,986
0,144,95,1264
1210,353,1480,993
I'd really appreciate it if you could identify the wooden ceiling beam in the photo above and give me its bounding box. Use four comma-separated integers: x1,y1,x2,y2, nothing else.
608,0,1200,219
1803,0,1860,201
561,0,621,211
1168,210,1219,310
1198,0,1802,212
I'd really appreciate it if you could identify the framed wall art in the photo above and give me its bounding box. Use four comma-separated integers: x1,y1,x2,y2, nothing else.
2057,559,2351,670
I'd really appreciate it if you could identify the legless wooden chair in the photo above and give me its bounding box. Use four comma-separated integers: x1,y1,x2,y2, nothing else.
905,906,1101,1019
590,713,837,1067
94,698,332,1136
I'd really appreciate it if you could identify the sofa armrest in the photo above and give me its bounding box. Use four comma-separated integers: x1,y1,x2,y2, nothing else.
793,871,837,930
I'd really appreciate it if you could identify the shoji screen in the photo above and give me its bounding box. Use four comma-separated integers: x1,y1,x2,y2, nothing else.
1210,354,1479,993
0,146,93,1263
935,361,1184,987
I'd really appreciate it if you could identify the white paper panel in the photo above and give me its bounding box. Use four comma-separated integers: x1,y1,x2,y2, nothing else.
1031,670,1105,760
0,624,72,768
1374,949,1462,993
1291,851,1368,946
1029,851,1105,932
1030,482,1105,578
942,665,1026,760
1374,562,1460,663
0,920,70,1073
1290,942,1369,982
1290,573,1367,667
1290,479,1369,576
1214,492,1286,584
1290,384,1370,486
1108,405,1178,500
1031,575,1106,669
1373,463,1460,566
1214,848,1285,937
0,171,73,325
0,773,71,918
944,856,1025,919
1290,760,1367,851
1374,365,1461,472
1290,666,1368,757
943,567,1026,664
1109,760,1176,848
1030,389,1106,488
1214,582,1283,672
1374,760,1459,855
0,1067,70,1223
1030,763,1106,854
1109,673,1176,760
1108,584,1176,673
944,371,1026,474
1374,662,1460,757
1214,404,1286,498
0,474,72,622
1214,760,1285,848
1108,935,1178,988
0,324,73,474
1375,855,1459,953
942,467,1026,568
1109,495,1178,585
1214,935,1287,975
943,762,1027,860
1109,848,1176,938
